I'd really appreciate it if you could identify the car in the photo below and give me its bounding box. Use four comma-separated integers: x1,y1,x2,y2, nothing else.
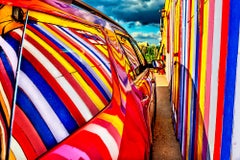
0,0,156,159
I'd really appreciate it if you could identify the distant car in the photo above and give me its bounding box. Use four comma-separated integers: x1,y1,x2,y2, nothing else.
0,0,156,159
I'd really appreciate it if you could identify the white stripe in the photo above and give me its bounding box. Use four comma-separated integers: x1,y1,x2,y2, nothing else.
18,71,69,142
10,136,27,160
0,36,18,76
57,77,93,121
19,33,93,121
181,0,189,154
84,124,119,159
0,82,11,118
231,29,240,160
208,0,223,159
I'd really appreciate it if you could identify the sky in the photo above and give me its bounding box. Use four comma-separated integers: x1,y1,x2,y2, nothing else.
81,0,165,45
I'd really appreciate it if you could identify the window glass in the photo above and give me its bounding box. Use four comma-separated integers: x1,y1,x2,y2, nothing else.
10,10,113,156
117,34,146,79
130,40,146,66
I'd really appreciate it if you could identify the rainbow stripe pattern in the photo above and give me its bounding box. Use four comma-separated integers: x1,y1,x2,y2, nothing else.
163,0,240,159
0,2,152,158
1,8,113,158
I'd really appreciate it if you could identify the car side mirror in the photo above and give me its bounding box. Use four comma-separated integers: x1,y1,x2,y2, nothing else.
151,59,165,69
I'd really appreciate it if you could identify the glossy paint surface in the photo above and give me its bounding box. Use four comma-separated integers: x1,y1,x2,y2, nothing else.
0,1,153,159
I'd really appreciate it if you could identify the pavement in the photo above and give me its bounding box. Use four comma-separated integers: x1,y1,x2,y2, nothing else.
151,74,182,160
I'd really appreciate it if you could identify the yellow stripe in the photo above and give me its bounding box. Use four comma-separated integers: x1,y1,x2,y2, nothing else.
186,0,196,157
0,123,6,160
92,67,112,93
186,77,192,160
197,0,209,158
29,11,104,36
26,29,76,73
98,113,123,136
95,45,109,58
9,149,16,160
72,72,105,110
0,82,10,126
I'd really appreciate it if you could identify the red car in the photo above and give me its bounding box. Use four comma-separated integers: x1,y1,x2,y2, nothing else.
0,0,156,159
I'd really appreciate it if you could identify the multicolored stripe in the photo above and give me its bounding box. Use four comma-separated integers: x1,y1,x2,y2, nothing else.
6,17,113,158
0,25,22,159
40,111,124,160
164,0,240,159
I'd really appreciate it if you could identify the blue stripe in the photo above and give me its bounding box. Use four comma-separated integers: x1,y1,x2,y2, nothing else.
16,88,57,149
3,32,21,57
0,32,21,86
20,57,78,133
179,0,188,149
0,47,15,87
221,0,240,159
30,22,111,101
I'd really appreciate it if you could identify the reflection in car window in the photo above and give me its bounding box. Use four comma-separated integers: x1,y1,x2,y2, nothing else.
130,40,146,66
8,10,113,153
117,34,146,80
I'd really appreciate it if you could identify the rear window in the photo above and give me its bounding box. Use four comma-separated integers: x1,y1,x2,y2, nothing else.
0,7,112,156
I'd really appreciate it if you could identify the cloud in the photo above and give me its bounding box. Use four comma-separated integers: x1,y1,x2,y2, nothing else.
131,31,160,44
132,31,159,40
82,0,165,25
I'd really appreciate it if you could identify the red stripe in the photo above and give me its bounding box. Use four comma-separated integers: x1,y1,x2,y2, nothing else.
203,0,215,154
0,59,13,107
213,0,230,159
176,0,182,136
13,106,47,156
12,121,37,159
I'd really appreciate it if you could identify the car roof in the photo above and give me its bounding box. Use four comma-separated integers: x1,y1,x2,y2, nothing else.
0,0,127,32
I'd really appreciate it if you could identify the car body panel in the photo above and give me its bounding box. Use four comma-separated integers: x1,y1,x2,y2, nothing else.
0,1,155,159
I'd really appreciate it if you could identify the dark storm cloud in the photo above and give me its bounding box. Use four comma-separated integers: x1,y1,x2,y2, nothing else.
82,0,165,25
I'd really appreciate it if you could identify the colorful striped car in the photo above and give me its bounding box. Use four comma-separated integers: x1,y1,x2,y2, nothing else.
0,0,156,159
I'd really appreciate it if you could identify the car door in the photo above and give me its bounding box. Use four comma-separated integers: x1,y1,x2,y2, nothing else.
115,33,156,143
116,34,153,102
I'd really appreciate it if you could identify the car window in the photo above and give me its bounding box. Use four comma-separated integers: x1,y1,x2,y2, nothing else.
116,34,146,80
7,9,113,153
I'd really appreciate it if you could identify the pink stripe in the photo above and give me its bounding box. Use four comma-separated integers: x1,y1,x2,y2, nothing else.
52,144,90,160
204,0,215,138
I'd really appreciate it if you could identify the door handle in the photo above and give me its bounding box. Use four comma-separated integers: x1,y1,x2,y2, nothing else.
141,95,149,107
